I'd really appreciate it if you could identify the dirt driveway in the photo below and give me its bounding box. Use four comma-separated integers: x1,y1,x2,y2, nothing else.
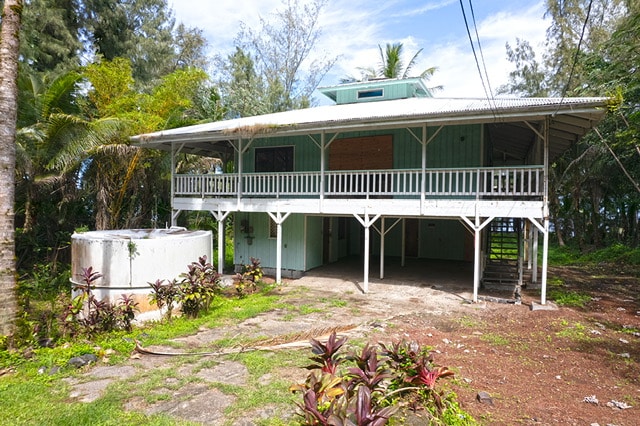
67,262,639,425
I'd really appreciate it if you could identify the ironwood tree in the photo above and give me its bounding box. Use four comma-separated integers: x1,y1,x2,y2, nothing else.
500,0,640,248
216,0,337,115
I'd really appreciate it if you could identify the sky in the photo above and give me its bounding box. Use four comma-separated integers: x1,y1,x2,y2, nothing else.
168,0,549,100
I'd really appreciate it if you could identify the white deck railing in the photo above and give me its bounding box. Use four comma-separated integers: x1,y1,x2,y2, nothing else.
174,166,543,199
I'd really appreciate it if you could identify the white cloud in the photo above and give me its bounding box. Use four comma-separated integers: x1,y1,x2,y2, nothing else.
170,0,550,99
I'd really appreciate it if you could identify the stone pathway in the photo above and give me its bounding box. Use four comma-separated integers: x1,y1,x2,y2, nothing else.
63,271,479,424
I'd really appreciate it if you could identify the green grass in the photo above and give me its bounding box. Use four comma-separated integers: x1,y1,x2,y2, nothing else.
547,243,640,266
479,333,510,346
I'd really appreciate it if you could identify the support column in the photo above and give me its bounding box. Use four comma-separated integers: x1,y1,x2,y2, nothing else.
401,218,406,267
354,213,381,293
532,226,539,283
267,211,291,284
541,218,549,304
379,217,385,279
461,215,494,303
528,216,548,304
211,210,231,274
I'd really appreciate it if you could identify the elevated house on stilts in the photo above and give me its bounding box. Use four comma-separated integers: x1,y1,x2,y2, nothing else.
132,78,607,304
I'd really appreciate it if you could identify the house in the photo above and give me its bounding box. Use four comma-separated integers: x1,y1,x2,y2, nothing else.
131,77,608,304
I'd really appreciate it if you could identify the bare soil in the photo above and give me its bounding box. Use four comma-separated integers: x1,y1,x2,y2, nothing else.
69,263,640,425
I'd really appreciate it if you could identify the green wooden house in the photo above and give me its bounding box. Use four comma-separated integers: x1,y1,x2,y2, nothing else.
132,77,607,303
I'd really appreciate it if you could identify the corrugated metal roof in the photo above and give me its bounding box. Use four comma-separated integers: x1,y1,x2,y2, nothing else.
131,95,608,161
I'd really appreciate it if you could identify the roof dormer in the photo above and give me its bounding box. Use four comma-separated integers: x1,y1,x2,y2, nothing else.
317,77,433,105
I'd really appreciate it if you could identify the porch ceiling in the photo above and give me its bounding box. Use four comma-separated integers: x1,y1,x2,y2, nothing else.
131,96,608,162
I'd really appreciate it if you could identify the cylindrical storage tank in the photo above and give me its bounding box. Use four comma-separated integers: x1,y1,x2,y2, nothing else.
71,228,212,316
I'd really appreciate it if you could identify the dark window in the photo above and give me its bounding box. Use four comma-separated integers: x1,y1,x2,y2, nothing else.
255,146,294,172
357,89,383,99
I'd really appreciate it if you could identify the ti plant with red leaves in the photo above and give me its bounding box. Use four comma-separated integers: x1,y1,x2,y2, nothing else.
307,331,348,375
292,333,459,425
62,267,139,337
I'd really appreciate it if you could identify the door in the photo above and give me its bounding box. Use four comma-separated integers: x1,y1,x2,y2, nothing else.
404,219,419,257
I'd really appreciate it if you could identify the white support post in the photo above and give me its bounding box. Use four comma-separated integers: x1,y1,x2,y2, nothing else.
379,217,385,279
461,215,494,303
354,213,381,293
237,138,243,209
211,210,231,274
268,211,291,284
541,218,549,304
541,117,550,304
532,226,539,283
170,142,185,226
420,125,427,214
320,132,325,208
401,218,406,267
170,142,176,226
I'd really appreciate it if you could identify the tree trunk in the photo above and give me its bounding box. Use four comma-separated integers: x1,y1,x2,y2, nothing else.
0,0,23,336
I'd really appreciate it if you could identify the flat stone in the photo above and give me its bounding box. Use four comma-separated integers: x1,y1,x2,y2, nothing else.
530,301,558,311
477,391,493,405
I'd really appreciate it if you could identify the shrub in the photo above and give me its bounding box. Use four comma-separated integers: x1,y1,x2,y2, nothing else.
234,257,263,297
149,256,222,319
62,267,139,337
291,332,465,425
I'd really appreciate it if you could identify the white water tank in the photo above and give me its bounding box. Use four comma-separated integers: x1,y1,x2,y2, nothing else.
71,228,212,314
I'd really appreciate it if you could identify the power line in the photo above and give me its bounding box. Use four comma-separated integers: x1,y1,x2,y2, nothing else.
467,0,495,99
556,0,593,113
458,0,497,117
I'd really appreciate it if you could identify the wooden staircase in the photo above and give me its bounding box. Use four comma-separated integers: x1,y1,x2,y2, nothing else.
482,218,524,293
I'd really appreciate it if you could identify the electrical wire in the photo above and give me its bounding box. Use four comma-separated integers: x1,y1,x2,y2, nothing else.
467,0,495,100
458,0,497,118
555,0,593,114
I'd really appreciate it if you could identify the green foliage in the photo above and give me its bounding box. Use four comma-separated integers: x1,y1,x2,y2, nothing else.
62,267,140,337
548,288,592,308
149,256,221,319
548,243,640,266
234,257,264,297
177,256,221,318
291,334,469,425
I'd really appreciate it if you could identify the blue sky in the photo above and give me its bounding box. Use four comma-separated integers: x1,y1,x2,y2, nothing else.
169,0,549,98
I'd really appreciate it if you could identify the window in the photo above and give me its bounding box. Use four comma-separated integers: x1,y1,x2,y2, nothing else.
269,217,277,239
357,89,383,99
255,146,294,172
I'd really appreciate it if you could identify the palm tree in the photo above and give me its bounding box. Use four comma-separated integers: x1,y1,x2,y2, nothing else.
348,42,442,91
0,0,24,336
17,70,121,233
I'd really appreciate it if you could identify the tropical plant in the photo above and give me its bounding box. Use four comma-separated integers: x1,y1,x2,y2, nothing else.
177,256,221,317
292,333,459,424
234,257,264,296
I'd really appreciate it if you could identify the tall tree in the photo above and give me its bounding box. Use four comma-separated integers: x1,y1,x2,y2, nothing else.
0,0,23,336
227,0,337,113
80,0,208,87
19,0,82,75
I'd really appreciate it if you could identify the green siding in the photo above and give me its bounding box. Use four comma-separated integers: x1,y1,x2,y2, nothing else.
371,218,467,261
238,124,482,172
305,216,323,270
234,213,306,271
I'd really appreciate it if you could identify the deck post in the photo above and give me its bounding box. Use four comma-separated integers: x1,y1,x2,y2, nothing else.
532,226,539,283
379,217,385,279
401,219,406,267
354,213,380,293
541,218,549,304
211,210,231,274
268,211,291,284
541,117,550,304
461,215,494,303
237,138,243,210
